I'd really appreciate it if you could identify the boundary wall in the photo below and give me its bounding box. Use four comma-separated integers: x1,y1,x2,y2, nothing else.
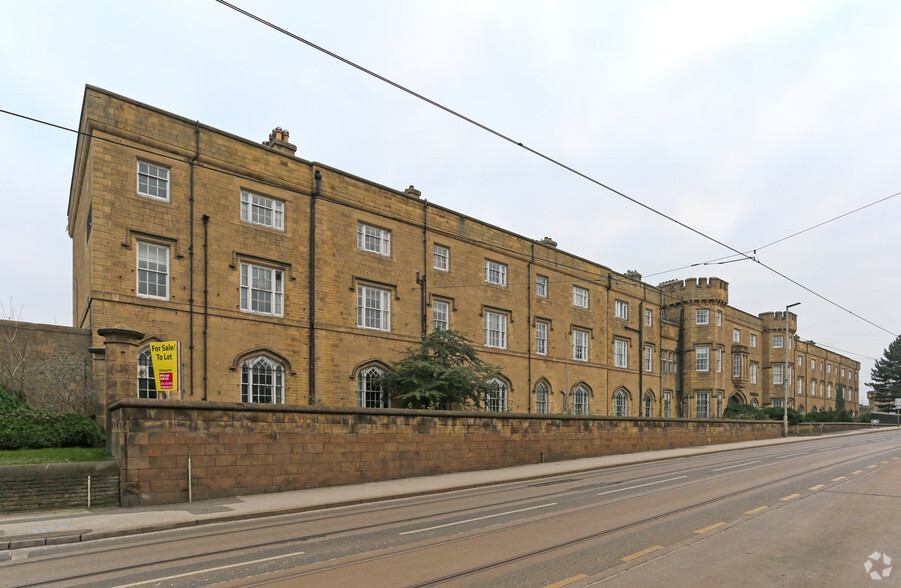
0,461,119,512
109,399,785,506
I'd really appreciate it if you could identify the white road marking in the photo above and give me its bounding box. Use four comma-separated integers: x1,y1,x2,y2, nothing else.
712,460,761,472
399,503,557,535
775,452,808,459
113,551,305,587
597,476,687,496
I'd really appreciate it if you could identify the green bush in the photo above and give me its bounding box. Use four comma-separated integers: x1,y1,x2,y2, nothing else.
857,413,873,423
0,407,104,450
0,386,28,415
762,406,803,426
723,403,766,420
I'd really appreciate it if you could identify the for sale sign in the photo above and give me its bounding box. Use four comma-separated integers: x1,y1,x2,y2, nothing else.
150,341,181,399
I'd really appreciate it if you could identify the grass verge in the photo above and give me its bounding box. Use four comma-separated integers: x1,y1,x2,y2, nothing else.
0,447,113,465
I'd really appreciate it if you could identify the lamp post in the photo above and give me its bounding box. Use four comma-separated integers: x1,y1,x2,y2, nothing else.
784,302,801,437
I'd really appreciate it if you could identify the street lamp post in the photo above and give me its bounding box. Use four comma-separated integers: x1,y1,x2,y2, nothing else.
784,302,801,437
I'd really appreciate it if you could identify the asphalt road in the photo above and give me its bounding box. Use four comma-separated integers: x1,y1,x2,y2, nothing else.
5,429,900,587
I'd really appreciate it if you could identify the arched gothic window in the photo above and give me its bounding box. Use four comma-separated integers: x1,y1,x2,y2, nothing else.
137,348,157,399
535,381,548,414
572,385,589,415
644,392,654,417
241,356,285,404
614,390,629,417
358,366,386,408
486,378,507,412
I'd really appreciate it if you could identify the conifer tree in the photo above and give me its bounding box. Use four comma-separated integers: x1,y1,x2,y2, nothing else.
379,329,503,410
867,335,901,411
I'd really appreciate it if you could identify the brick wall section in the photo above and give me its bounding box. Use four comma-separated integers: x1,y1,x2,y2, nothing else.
0,462,119,512
109,398,785,507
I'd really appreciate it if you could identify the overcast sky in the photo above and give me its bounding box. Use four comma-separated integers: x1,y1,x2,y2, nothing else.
2,1,899,404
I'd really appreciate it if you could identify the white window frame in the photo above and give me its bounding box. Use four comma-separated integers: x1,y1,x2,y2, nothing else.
733,328,741,343
798,377,804,395
486,378,507,412
572,385,589,415
644,345,653,372
357,284,391,331
137,241,170,300
241,356,285,404
664,392,671,418
696,346,710,372
773,335,784,349
716,347,723,373
645,309,652,327
137,160,169,201
357,222,391,256
716,311,722,326
484,260,507,286
240,262,284,316
535,321,548,356
433,244,449,271
811,358,816,369
773,363,784,385
535,382,548,414
615,300,629,320
572,286,589,309
358,366,386,408
614,339,629,368
614,390,628,417
485,311,507,349
811,379,816,396
137,348,158,399
733,354,742,378
697,392,710,419
433,300,449,331
696,309,709,325
240,190,284,230
750,334,757,348
573,329,589,362
536,275,548,298
750,362,758,384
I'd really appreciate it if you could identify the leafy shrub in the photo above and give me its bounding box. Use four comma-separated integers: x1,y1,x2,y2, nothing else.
762,406,803,426
723,403,766,420
0,386,28,415
0,407,104,450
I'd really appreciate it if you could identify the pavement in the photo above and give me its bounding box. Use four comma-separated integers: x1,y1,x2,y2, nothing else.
0,428,889,552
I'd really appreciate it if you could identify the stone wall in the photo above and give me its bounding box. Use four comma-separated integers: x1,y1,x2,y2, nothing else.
0,319,93,412
109,399,784,507
0,462,119,512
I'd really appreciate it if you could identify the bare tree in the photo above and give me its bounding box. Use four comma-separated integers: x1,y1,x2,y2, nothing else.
0,299,35,401
37,349,95,416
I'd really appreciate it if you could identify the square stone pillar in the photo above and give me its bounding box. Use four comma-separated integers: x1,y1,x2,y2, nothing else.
98,327,144,408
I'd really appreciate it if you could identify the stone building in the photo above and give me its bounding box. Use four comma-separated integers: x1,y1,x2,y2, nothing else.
66,86,860,417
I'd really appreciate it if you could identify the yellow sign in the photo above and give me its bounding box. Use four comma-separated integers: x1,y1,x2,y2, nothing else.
149,341,181,399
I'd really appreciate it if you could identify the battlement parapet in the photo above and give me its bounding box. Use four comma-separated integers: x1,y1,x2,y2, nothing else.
658,277,729,305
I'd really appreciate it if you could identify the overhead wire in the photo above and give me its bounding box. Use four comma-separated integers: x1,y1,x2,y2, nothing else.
212,1,898,339
0,105,880,361
645,189,901,279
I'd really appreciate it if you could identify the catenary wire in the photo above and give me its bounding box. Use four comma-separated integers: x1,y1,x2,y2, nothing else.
645,189,901,279
211,1,898,340
0,105,887,360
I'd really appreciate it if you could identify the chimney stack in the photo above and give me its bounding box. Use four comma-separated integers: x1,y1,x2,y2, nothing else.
404,185,422,198
263,127,297,155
